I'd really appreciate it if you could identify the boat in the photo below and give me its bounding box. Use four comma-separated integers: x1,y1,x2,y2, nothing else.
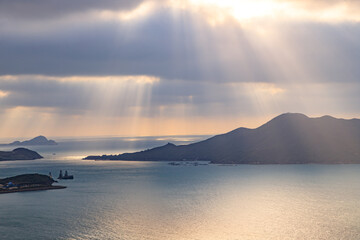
57,170,63,179
58,170,74,180
168,162,181,166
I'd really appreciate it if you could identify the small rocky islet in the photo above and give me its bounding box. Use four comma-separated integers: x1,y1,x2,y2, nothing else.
0,173,66,194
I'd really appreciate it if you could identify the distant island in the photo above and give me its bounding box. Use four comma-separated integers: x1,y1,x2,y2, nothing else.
85,113,360,164
0,135,57,146
0,173,66,194
0,148,43,161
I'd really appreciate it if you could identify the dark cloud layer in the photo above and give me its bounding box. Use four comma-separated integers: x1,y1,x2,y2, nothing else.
0,0,145,20
0,76,254,117
1,6,360,83
0,9,243,81
2,75,360,121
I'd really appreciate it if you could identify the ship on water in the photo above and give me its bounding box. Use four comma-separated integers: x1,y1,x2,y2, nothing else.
58,170,74,180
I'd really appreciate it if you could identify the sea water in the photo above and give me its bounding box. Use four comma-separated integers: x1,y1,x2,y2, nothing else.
1,137,360,240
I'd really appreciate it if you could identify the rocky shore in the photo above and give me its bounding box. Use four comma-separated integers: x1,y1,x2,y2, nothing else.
0,185,66,194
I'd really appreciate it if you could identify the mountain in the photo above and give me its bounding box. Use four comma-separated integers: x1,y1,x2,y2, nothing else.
0,148,43,161
1,136,57,146
84,113,360,164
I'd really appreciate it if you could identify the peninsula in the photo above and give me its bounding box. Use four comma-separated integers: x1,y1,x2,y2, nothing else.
0,148,43,161
84,113,360,164
0,135,57,146
0,174,66,194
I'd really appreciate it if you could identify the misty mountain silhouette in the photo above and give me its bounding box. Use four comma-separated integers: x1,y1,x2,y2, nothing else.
85,113,360,164
0,148,43,161
1,136,57,146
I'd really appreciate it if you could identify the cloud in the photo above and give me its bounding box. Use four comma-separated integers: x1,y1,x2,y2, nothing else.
0,75,158,115
1,4,360,84
0,74,263,119
2,0,360,23
281,0,360,10
1,74,360,118
0,75,242,116
0,0,147,20
182,0,360,25
288,0,360,22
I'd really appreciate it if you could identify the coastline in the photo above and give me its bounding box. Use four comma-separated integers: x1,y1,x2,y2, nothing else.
0,185,66,194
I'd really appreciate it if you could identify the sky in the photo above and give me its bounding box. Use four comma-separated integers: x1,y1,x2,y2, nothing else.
0,0,360,138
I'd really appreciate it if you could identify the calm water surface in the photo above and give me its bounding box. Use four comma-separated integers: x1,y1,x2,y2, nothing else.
1,140,360,239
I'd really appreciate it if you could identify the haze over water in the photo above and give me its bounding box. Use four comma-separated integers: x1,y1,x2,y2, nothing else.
1,139,360,240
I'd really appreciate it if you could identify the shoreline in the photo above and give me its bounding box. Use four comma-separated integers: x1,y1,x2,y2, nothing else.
0,185,66,194
84,159,360,165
